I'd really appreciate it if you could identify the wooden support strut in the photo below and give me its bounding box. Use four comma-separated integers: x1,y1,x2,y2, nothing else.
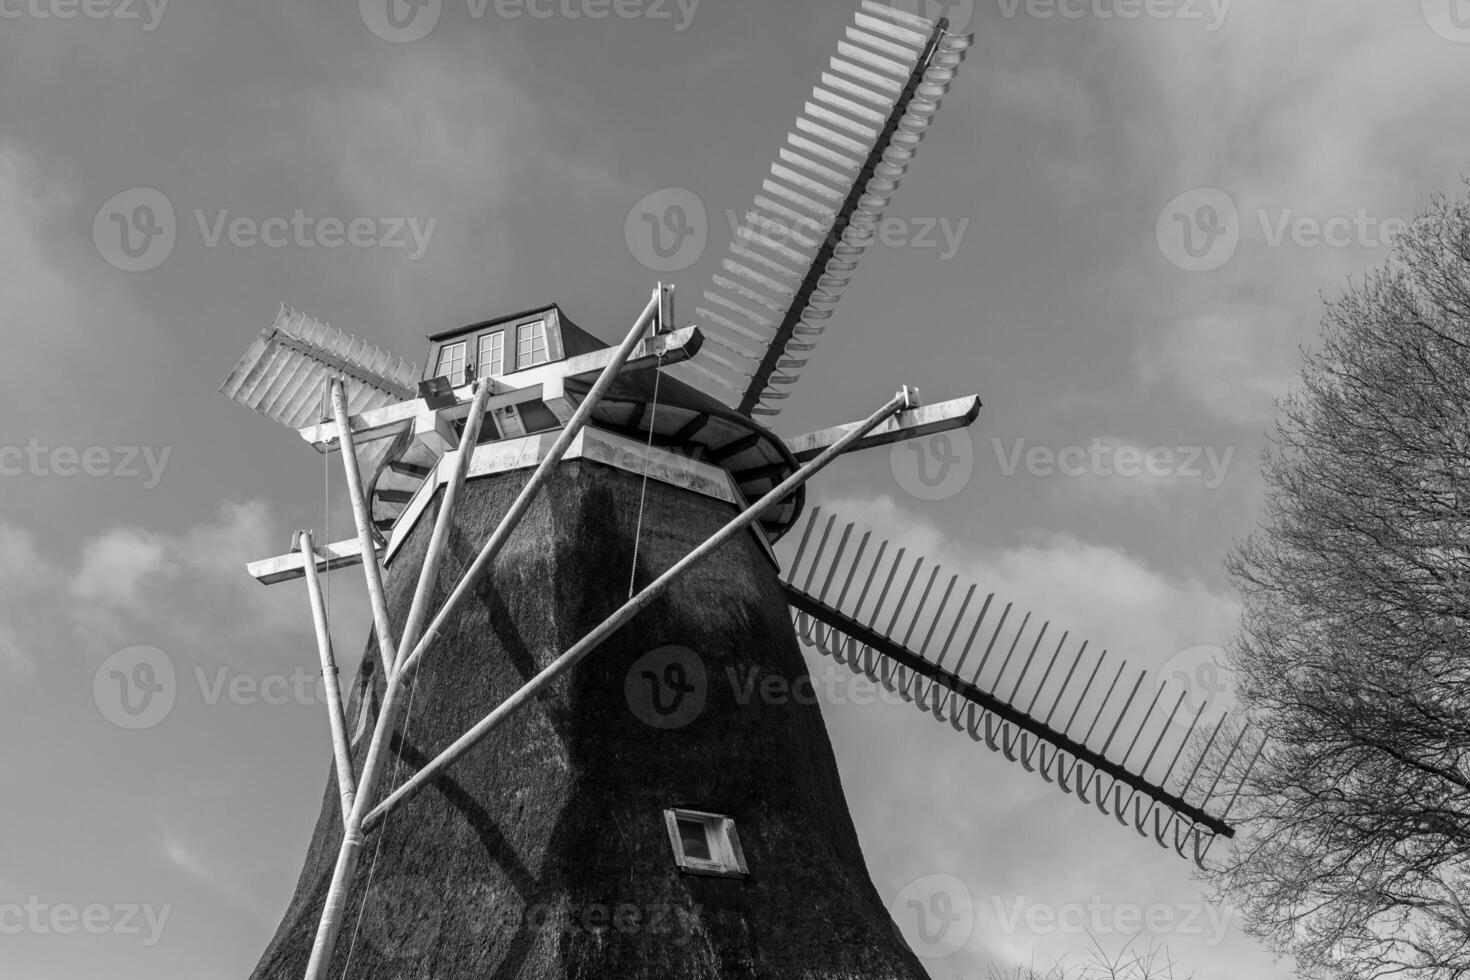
364,386,916,829
301,289,664,980
299,530,356,825
330,379,399,679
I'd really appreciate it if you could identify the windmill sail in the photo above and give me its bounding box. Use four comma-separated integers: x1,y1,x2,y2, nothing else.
781,508,1254,866
220,304,418,430
677,1,974,417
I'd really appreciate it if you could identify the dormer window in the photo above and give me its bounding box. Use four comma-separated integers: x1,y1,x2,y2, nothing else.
478,330,505,377
517,319,550,368
664,809,748,878
436,341,466,382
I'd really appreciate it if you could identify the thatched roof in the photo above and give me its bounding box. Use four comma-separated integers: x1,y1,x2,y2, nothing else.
250,461,927,978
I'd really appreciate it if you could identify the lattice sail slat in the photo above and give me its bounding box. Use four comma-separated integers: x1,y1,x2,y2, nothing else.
220,304,418,431
676,1,974,418
781,507,1259,866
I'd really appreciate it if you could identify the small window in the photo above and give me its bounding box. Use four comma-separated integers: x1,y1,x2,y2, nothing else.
663,809,747,878
517,319,549,369
436,341,466,382
479,331,505,377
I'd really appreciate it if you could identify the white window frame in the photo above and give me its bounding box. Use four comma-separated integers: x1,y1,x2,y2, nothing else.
516,318,549,369
436,340,467,382
478,330,505,377
663,808,748,878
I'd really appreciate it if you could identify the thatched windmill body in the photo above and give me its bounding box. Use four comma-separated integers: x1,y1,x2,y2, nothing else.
223,5,1251,977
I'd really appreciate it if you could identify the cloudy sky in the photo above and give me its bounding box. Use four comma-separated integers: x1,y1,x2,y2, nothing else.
2,0,1468,977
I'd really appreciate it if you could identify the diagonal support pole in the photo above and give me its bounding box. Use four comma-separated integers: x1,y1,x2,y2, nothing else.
302,289,663,980
365,386,915,828
299,530,356,825
302,375,489,980
331,378,398,678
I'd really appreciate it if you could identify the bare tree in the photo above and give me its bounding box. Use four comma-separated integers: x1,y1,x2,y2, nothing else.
1204,184,1470,980
986,934,1193,980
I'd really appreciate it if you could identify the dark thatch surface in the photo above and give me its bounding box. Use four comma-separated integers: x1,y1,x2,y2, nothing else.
250,460,927,979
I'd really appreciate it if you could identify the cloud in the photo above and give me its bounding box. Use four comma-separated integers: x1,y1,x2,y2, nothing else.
1135,306,1302,426
71,527,170,609
0,626,35,678
0,522,56,590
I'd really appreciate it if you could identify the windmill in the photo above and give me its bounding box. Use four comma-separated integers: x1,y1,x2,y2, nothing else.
222,4,1257,977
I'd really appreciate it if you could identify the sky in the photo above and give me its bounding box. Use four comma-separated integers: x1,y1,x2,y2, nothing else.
1,0,1468,977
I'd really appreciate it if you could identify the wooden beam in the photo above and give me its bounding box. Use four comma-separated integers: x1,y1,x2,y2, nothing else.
247,536,381,586
784,394,981,462
298,326,704,451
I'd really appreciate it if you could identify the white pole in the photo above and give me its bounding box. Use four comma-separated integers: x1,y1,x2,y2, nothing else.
393,376,494,673
330,379,397,678
300,530,356,825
